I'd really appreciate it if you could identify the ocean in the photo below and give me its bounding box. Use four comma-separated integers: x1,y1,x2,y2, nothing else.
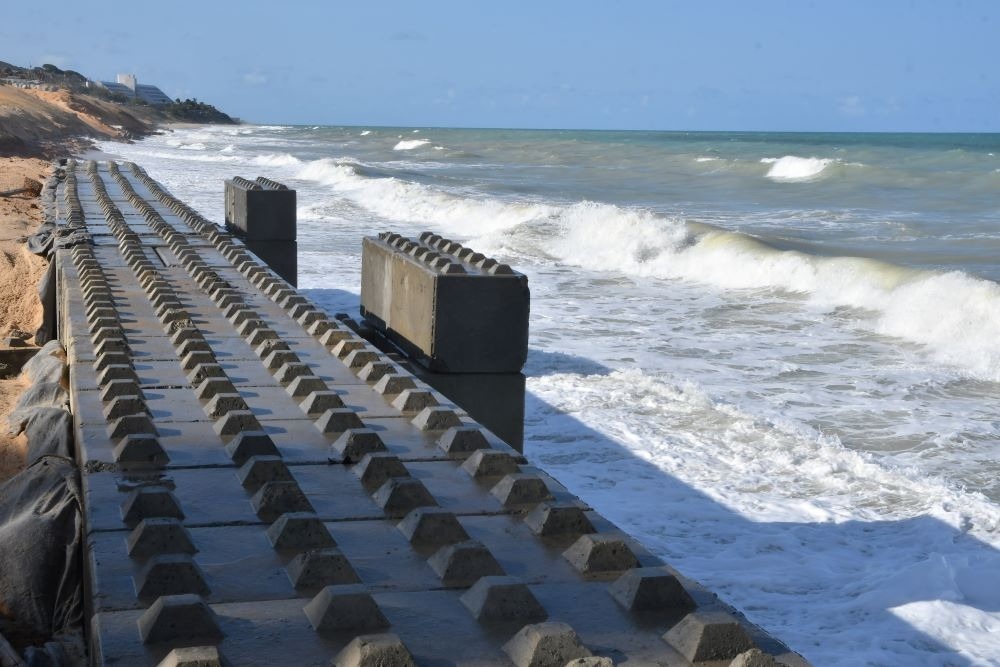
98,126,1000,666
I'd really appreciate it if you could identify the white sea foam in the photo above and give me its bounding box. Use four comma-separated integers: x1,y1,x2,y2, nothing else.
251,152,302,167
360,130,371,136
695,156,720,162
761,155,833,182
393,139,430,151
295,158,559,233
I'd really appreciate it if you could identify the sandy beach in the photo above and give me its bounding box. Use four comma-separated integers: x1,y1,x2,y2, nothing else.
0,156,48,481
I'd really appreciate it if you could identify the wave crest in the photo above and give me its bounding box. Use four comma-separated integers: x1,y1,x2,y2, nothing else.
762,155,834,182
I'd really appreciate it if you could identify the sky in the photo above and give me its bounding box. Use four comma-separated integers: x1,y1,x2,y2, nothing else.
2,0,998,132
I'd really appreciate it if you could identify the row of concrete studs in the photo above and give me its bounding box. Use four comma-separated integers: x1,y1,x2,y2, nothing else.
66,165,222,661
377,231,515,275
84,162,773,666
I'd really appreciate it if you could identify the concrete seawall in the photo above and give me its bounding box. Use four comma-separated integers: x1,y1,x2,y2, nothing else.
51,159,806,665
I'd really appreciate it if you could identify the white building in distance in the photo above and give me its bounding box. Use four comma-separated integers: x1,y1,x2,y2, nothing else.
98,73,172,106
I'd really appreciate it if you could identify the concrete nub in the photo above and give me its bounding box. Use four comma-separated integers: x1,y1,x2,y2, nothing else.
397,507,470,549
412,407,463,431
300,390,345,415
662,610,757,664
490,473,554,508
428,540,505,588
225,431,280,466
459,576,548,624
286,547,361,590
127,517,198,559
331,428,386,463
354,453,410,492
358,361,395,384
562,534,640,575
373,374,416,396
121,486,185,527
237,455,294,492
391,388,439,414
134,553,211,600
113,434,169,467
437,426,490,456
266,512,337,552
608,566,697,614
502,622,592,667
250,481,315,522
523,503,596,540
137,594,222,645
285,375,327,399
303,585,389,634
372,477,437,519
213,409,264,437
315,407,365,435
461,449,521,479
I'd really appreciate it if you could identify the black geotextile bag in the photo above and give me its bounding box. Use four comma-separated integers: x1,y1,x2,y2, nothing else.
0,451,83,662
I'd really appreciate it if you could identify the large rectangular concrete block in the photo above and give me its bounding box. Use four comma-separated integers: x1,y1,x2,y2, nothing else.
360,233,529,373
224,177,296,241
224,177,297,285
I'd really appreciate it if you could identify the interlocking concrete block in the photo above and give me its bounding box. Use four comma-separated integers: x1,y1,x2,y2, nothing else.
332,340,367,359
156,645,223,667
428,540,505,587
205,393,250,419
94,351,131,372
358,361,395,383
247,328,280,348
263,349,298,370
306,319,332,337
373,374,418,397
331,428,386,463
266,512,337,552
460,576,547,624
275,362,313,385
108,414,158,441
104,395,149,420
94,337,129,357
113,434,169,467
177,338,212,357
127,517,198,559
255,338,290,359
135,553,211,600
609,567,696,613
373,477,436,518
170,327,202,347
92,326,125,345
490,474,554,508
251,481,314,522
412,407,462,431
662,611,756,664
137,594,222,645
194,378,237,401
355,453,410,492
524,503,596,539
181,351,217,372
343,349,380,370
213,410,263,437
391,389,439,414
101,379,142,402
286,548,361,590
397,507,469,548
437,426,489,456
188,363,226,386
303,585,389,634
237,455,294,492
319,328,353,348
225,431,280,466
562,535,639,575
332,633,416,667
728,648,781,667
300,390,344,415
502,622,591,667
98,364,139,385
316,408,365,435
285,375,327,398
461,449,520,478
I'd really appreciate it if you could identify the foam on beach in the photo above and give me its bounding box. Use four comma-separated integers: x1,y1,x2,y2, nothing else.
761,155,834,182
393,138,430,151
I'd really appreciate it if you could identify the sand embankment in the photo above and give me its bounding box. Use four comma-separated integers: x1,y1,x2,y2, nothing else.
0,85,154,157
0,156,48,480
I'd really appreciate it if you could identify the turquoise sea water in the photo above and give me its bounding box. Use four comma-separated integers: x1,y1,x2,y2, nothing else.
101,127,1000,665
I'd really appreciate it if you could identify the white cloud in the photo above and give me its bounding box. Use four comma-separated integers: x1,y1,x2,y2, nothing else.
840,95,866,117
242,72,268,86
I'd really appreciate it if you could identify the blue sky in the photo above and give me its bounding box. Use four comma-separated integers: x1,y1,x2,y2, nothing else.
2,1,997,132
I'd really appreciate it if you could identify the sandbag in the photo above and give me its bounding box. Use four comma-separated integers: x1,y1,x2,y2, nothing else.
0,456,82,659
33,263,57,346
20,342,64,386
23,409,73,463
